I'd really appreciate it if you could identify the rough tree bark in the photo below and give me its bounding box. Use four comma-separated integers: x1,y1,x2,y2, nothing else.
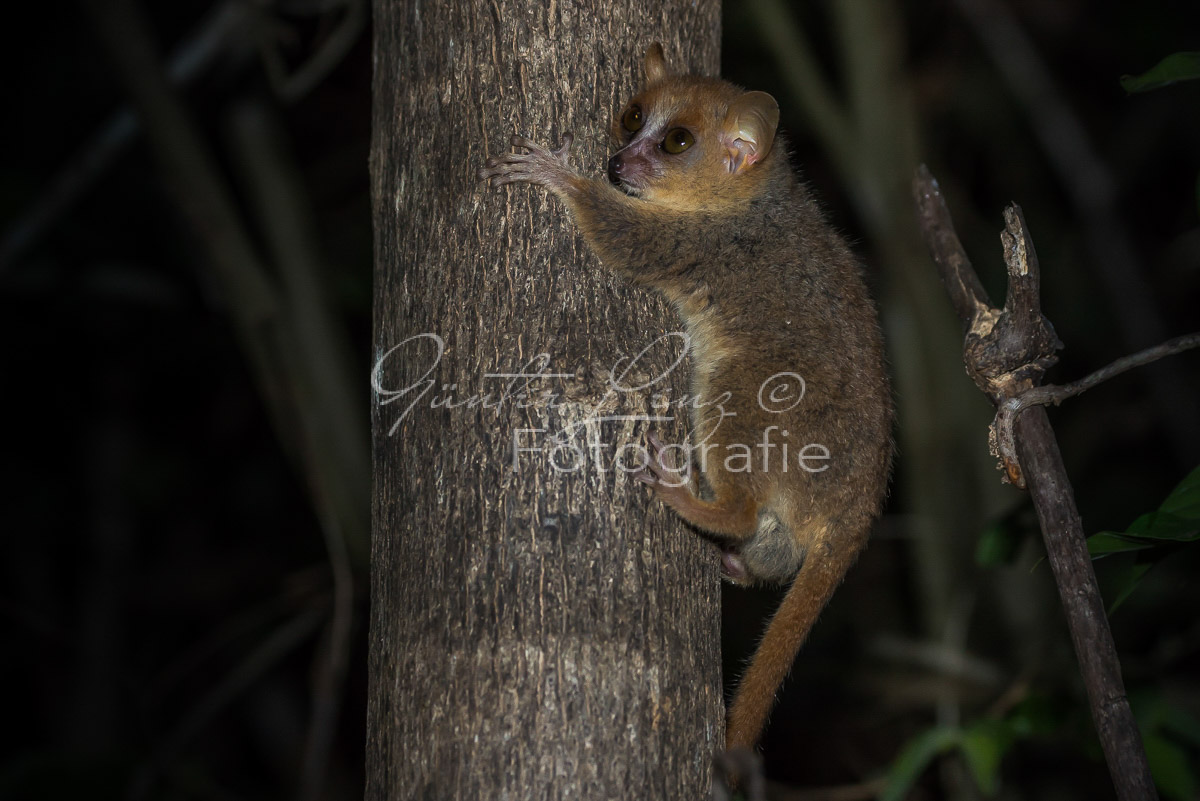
368,4,721,800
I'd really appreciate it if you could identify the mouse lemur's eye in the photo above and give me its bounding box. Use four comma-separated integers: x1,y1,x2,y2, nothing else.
662,128,694,154
621,105,644,132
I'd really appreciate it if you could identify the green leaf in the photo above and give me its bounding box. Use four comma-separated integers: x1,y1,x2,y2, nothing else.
1106,561,1152,614
880,727,962,801
976,520,1021,566
1089,466,1200,552
961,719,1014,795
1087,466,1200,608
1006,695,1066,738
1162,705,1200,750
1156,464,1200,519
1143,732,1199,801
1126,511,1200,542
977,506,1038,568
1121,52,1200,93
1087,531,1156,557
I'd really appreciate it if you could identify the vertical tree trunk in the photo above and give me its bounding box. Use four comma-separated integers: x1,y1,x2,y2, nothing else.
368,4,722,799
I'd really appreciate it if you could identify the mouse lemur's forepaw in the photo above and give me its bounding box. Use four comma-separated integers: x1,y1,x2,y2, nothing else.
552,132,574,159
634,430,693,491
479,132,575,190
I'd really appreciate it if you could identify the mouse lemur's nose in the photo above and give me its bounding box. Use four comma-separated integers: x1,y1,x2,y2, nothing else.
607,153,624,185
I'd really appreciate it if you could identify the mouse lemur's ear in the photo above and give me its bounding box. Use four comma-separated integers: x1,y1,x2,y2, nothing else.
644,43,669,83
722,91,780,174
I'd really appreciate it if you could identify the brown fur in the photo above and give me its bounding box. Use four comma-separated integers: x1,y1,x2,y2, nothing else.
480,44,893,753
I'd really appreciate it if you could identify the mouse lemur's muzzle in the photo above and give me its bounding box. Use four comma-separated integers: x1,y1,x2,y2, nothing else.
607,152,625,186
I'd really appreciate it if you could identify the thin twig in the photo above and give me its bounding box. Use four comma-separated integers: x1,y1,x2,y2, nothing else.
994,332,1200,471
1013,332,1200,410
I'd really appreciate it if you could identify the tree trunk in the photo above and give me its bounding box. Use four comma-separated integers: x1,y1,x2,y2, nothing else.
367,4,722,799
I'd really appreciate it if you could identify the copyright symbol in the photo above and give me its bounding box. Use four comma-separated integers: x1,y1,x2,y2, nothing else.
758,372,806,413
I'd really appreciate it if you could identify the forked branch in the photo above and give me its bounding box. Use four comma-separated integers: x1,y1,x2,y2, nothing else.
912,165,1161,801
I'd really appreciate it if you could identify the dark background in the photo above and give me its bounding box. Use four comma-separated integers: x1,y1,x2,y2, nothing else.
2,1,1198,799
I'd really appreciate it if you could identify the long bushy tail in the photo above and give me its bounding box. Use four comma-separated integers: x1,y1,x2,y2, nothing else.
725,529,869,751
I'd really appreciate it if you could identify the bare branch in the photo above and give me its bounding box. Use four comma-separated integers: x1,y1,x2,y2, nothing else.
952,0,1200,462
912,168,1062,411
912,165,992,328
912,166,1159,801
1012,409,1158,801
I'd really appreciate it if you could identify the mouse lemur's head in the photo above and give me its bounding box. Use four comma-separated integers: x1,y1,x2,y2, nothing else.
606,43,781,212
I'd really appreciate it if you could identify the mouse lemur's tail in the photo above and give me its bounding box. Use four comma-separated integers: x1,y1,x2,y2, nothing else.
725,526,870,752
